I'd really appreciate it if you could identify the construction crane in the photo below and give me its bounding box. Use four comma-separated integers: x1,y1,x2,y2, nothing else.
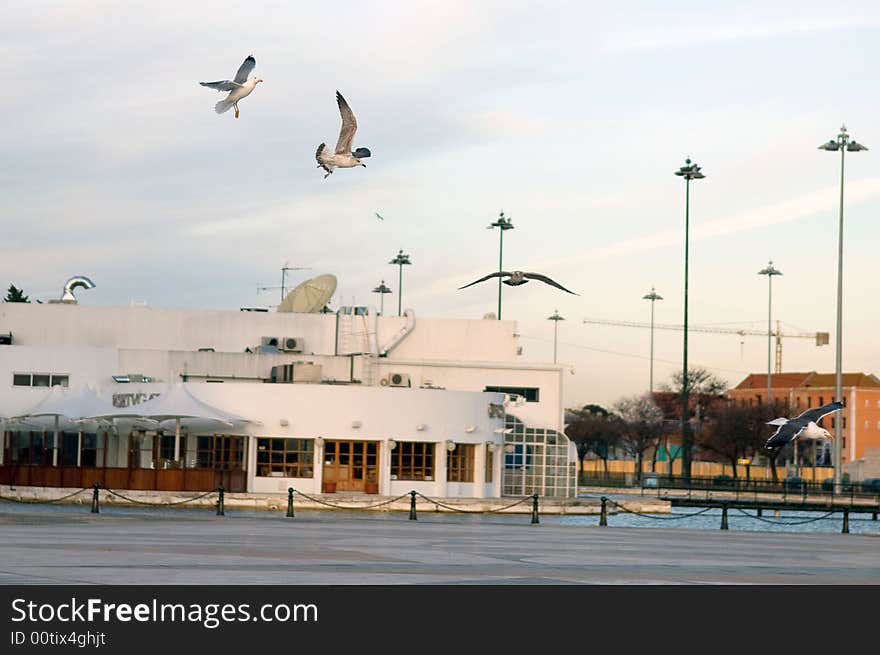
581,317,829,373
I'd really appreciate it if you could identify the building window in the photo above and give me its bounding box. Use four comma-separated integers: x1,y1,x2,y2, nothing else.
195,436,245,471
486,445,494,483
807,397,812,408
484,386,540,403
256,438,314,478
447,443,475,482
796,396,801,408
390,441,435,481
818,396,824,407
11,373,69,387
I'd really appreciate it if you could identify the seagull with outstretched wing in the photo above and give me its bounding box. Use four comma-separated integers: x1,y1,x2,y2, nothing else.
199,55,262,119
316,91,371,178
458,270,578,295
764,401,843,449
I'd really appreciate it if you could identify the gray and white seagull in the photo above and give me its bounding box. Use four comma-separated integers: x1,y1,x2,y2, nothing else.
199,55,263,119
764,401,843,449
458,271,578,295
316,91,371,178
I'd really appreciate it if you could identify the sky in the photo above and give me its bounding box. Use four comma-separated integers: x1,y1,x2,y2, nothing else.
3,0,880,410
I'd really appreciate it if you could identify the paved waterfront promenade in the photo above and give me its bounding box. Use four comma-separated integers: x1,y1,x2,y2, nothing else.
1,504,878,585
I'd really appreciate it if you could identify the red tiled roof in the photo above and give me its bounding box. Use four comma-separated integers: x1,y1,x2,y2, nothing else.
732,371,880,390
733,372,813,390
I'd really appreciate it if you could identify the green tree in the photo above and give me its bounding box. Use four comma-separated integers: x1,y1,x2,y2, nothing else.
4,284,30,303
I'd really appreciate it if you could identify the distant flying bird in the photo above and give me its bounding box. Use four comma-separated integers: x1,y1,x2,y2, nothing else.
458,271,578,295
764,401,844,449
316,91,371,178
375,213,384,221
199,55,263,119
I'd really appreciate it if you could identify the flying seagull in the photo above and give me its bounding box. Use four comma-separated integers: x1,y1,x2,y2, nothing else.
375,213,384,220
458,271,578,295
316,91,371,178
199,55,263,119
764,401,844,449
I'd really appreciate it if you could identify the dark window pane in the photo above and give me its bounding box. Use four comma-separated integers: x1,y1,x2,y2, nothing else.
13,374,31,386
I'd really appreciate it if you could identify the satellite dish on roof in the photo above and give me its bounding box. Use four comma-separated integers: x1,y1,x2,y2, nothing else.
278,274,337,313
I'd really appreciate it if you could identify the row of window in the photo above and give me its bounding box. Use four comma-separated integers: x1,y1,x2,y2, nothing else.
255,439,494,483
3,431,245,471
12,373,69,388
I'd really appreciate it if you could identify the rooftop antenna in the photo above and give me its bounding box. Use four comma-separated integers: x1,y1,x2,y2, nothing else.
256,262,313,303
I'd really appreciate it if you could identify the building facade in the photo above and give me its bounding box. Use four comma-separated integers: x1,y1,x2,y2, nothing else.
0,301,577,497
728,371,880,468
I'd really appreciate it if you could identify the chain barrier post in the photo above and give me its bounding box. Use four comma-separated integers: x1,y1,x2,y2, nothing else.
872,512,877,521
720,503,728,530
531,494,539,524
599,496,607,526
757,507,762,517
409,490,417,520
216,486,225,516
842,508,849,534
90,482,100,514
287,487,295,518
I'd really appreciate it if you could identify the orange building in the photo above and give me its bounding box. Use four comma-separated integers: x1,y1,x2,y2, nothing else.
729,371,880,465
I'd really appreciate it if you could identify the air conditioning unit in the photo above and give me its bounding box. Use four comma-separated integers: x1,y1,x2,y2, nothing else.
387,372,411,388
280,336,305,352
261,336,280,348
270,364,294,383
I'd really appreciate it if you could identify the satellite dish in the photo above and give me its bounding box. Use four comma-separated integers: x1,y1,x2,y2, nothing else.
278,274,337,313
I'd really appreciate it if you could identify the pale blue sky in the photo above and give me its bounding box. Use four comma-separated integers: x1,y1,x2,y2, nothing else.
3,1,879,408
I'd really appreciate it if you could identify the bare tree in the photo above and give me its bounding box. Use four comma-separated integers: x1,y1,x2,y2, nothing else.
613,394,664,484
564,405,620,475
699,401,766,478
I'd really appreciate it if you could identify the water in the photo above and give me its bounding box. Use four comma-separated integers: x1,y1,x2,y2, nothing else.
2,495,877,535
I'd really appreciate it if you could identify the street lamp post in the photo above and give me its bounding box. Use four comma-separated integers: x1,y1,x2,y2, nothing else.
547,310,565,364
757,261,782,412
642,287,663,393
819,125,868,490
388,250,412,317
674,158,705,479
372,280,392,316
487,211,515,319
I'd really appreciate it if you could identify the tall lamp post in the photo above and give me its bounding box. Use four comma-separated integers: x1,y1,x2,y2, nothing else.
757,261,782,411
487,211,514,319
642,287,663,393
674,158,705,479
372,280,392,316
388,250,412,317
547,309,564,364
819,125,868,489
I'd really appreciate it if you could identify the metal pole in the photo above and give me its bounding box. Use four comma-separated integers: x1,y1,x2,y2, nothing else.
599,496,608,526
287,487,295,518
553,319,558,364
409,490,417,520
531,493,540,524
497,227,504,320
834,145,845,490
90,482,100,514
649,297,655,392
398,263,403,317
681,176,691,479
767,272,772,410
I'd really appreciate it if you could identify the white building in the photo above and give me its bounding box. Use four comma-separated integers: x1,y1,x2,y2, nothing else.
0,299,577,498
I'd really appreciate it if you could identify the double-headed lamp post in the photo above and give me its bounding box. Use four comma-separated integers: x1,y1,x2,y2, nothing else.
547,310,564,364
388,250,412,317
487,211,514,319
757,261,782,413
372,280,392,316
819,125,868,489
642,287,663,393
674,158,705,479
